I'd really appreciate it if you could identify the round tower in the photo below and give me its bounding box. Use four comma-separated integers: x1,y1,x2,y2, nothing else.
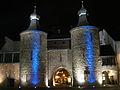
70,2,102,87
20,6,47,87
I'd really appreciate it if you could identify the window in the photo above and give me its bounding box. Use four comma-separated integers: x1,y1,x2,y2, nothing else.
100,40,102,44
62,41,65,44
0,54,3,63
54,41,56,44
102,57,116,66
13,53,19,62
5,53,12,63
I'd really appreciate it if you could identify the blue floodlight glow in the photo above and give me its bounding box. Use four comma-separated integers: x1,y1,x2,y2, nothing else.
85,28,96,83
30,33,40,85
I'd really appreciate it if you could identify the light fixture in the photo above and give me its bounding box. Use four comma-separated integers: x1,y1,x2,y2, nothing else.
48,86,50,88
78,86,81,88
19,86,21,88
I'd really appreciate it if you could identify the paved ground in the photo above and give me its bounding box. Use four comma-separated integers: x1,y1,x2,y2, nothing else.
0,87,120,90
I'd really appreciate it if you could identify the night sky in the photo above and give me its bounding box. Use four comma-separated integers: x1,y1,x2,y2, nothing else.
0,0,120,41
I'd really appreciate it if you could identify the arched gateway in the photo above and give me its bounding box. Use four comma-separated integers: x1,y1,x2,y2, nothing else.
53,67,72,87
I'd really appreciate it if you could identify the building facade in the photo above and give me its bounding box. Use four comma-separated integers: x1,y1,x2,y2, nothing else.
0,3,119,88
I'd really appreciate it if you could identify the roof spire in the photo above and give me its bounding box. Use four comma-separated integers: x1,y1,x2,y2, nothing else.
27,5,40,30
77,1,89,26
34,5,36,13
30,5,40,20
82,1,84,8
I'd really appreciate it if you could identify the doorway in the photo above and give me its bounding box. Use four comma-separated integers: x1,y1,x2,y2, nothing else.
102,70,117,85
53,67,72,87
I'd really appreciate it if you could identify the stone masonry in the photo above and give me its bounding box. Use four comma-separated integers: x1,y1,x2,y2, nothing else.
20,30,47,87
70,26,102,86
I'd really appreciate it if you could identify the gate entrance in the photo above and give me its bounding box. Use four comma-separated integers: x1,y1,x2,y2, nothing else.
102,70,117,85
53,67,72,87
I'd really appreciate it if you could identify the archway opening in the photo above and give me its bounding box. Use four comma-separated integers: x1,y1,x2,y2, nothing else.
53,67,72,87
102,70,117,85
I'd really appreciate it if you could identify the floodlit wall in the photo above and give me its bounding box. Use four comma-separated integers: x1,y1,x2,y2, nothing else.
0,63,19,87
102,66,117,81
70,26,102,86
115,41,120,85
20,30,47,87
47,49,72,86
99,30,116,52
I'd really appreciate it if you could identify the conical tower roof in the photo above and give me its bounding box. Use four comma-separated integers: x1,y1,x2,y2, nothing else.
20,5,47,36
77,1,89,26
27,6,40,30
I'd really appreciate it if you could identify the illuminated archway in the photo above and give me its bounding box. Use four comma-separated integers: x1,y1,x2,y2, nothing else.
102,70,117,85
53,67,72,87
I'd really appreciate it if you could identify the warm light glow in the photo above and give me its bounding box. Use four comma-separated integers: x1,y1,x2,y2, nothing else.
117,54,120,69
46,76,48,87
103,77,105,80
97,72,102,85
108,70,115,77
63,74,65,77
55,76,60,79
0,72,4,84
76,70,85,84
98,76,102,84
0,77,3,84
53,67,72,86
21,75,27,85
102,70,117,85
68,77,71,83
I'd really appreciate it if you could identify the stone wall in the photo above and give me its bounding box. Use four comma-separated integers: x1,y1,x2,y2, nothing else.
47,38,71,49
47,49,72,86
0,63,19,87
115,41,120,86
102,65,117,80
20,30,47,87
70,26,102,86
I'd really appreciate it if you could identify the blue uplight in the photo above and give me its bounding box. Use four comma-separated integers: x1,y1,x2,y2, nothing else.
85,28,96,83
30,33,40,85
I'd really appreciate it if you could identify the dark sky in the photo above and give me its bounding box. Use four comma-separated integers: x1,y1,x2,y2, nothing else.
0,0,120,41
